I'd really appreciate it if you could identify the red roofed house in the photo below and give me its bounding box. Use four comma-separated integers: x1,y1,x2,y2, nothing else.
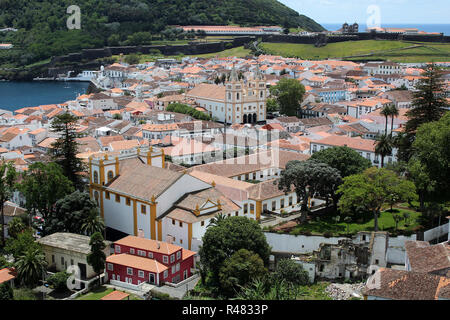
310,135,394,167
0,268,16,287
106,236,196,287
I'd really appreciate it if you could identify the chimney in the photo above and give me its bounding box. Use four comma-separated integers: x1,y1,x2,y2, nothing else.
157,241,161,249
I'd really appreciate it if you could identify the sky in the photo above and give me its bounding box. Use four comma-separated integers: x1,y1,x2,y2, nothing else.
278,0,450,24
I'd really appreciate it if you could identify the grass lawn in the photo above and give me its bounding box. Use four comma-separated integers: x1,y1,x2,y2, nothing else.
76,286,141,300
260,40,450,62
290,208,421,236
296,282,332,300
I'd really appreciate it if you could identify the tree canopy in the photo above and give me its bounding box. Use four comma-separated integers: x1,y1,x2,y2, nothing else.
219,249,267,298
269,78,305,117
42,191,99,236
410,111,450,204
199,216,271,288
278,160,342,211
337,168,417,231
49,113,85,190
18,162,74,222
310,146,372,178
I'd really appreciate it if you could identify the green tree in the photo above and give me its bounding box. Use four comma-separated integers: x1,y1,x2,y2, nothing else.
380,105,391,135
273,259,309,286
219,249,267,298
410,112,450,204
87,232,106,284
0,161,17,246
15,247,47,288
207,213,227,228
0,282,13,300
199,217,271,290
18,162,74,223
269,78,305,116
310,146,372,178
278,160,342,212
337,168,417,231
7,217,26,239
80,208,105,237
375,134,393,168
124,54,140,65
389,105,399,134
266,98,280,113
399,64,449,161
47,271,70,292
50,113,86,190
43,191,98,236
5,230,40,259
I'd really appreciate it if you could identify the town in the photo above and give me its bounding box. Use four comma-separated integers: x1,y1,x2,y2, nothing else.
0,44,448,302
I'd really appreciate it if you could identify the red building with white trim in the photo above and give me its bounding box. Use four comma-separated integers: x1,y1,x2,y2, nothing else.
105,236,196,286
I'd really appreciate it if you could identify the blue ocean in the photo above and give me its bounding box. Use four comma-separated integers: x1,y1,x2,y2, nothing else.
0,81,90,111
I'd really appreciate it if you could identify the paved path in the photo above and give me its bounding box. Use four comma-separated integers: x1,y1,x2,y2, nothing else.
151,274,200,300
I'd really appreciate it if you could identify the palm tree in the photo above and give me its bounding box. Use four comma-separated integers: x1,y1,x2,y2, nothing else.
15,248,47,287
389,105,399,135
375,134,393,168
380,106,391,135
81,208,105,236
207,213,227,228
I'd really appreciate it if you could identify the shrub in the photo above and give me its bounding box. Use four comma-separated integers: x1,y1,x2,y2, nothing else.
323,232,333,238
47,272,70,292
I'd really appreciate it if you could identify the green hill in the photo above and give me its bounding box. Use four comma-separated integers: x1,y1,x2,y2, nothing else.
0,0,323,68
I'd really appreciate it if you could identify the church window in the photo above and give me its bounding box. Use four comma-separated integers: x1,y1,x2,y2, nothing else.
107,171,114,182
93,171,99,184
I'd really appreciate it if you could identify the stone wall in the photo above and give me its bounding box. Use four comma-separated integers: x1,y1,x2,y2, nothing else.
49,37,253,67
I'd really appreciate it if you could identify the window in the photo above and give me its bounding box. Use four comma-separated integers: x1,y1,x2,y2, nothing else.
107,171,114,182
280,199,285,208
107,263,113,271
115,194,120,203
244,204,248,214
250,204,254,214
163,270,168,278
138,270,144,278
163,256,168,264
149,273,155,284
148,252,153,259
289,197,293,206
61,257,64,265
170,254,175,263
130,248,135,255
141,205,146,214
272,201,276,211
52,255,55,263
93,171,99,184
176,263,180,272
126,198,131,206
138,250,146,257
115,245,121,253
179,221,183,227
105,191,110,199
201,221,205,227
127,268,133,275
172,265,176,274
177,251,181,260
172,219,175,225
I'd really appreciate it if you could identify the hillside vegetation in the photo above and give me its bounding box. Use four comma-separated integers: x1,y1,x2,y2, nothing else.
0,0,323,68
260,40,450,62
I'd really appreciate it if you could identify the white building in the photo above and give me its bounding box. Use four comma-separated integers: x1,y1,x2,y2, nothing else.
186,67,267,124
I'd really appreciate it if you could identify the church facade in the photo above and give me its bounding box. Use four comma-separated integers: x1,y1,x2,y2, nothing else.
186,67,267,125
